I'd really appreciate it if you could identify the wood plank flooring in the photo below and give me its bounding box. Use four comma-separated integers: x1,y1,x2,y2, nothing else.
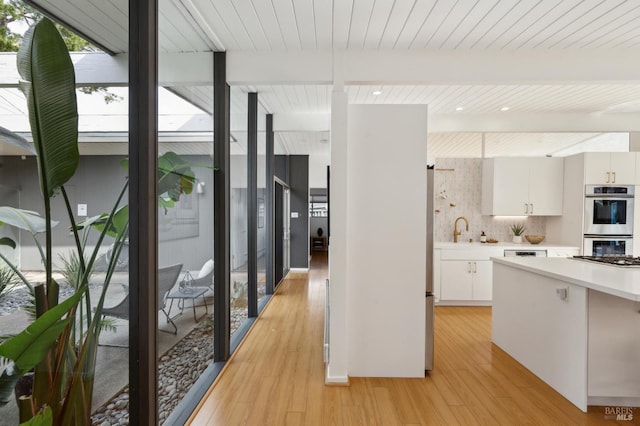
188,253,632,425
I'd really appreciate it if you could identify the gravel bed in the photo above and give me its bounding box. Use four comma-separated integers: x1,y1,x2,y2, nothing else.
0,283,77,316
91,307,247,426
0,278,261,425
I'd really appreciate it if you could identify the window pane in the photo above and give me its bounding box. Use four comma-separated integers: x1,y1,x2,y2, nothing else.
157,3,215,422
230,87,249,335
258,103,267,305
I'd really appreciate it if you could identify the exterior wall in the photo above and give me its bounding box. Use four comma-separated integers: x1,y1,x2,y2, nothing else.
0,155,214,272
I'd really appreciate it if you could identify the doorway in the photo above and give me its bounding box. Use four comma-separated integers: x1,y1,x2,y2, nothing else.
274,180,290,286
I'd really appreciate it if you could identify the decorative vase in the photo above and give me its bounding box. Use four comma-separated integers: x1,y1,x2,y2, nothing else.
512,235,523,243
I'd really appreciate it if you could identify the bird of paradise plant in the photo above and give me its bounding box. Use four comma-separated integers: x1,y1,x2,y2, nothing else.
0,18,196,425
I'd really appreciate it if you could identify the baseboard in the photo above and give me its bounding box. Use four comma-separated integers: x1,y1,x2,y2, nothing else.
436,301,492,307
325,365,350,386
286,268,309,280
589,396,640,407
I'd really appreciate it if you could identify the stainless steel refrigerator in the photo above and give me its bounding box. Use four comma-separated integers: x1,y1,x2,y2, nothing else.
425,166,435,371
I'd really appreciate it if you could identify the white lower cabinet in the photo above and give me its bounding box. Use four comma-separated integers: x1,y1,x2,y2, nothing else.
472,261,492,301
440,260,492,303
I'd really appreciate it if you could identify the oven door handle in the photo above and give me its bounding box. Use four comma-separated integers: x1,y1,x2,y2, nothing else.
585,196,634,198
584,234,633,239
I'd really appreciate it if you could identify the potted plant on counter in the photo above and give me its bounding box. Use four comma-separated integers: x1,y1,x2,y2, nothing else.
510,223,526,243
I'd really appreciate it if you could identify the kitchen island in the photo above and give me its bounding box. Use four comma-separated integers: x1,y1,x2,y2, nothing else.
492,257,640,412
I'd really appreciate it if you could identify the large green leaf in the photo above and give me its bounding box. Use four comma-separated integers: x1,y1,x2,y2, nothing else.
0,127,36,155
0,288,83,374
158,151,196,200
0,238,16,249
17,18,78,198
20,406,52,426
0,207,55,235
76,205,128,238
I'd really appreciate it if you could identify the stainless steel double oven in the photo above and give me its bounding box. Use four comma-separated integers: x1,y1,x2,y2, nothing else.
583,185,634,256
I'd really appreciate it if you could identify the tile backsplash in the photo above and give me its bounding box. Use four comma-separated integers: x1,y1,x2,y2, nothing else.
433,158,546,243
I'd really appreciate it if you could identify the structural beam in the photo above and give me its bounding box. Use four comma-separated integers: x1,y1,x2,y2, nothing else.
0,52,214,87
231,112,330,133
128,0,158,424
265,114,274,295
247,92,258,318
429,112,640,133
226,49,640,86
2,48,640,88
213,52,231,362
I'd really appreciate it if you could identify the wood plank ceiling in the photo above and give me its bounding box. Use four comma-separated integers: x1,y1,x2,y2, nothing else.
24,0,640,158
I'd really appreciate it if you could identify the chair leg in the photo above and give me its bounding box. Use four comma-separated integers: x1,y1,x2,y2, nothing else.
191,294,208,322
160,308,178,335
98,342,129,348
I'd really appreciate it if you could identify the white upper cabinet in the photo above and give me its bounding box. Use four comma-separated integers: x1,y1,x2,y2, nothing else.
482,157,564,216
584,152,636,185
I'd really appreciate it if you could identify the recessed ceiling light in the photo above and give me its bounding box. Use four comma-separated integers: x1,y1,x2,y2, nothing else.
500,106,510,111
372,90,382,96
455,106,464,111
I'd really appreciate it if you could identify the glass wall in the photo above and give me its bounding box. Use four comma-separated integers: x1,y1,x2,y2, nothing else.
230,87,249,335
0,3,278,422
0,5,132,424
157,3,215,421
257,103,268,305
155,87,214,424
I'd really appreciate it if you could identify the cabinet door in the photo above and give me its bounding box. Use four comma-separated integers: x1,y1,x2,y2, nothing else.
472,261,493,301
583,152,611,184
609,153,636,184
528,157,564,215
440,261,473,300
491,158,530,215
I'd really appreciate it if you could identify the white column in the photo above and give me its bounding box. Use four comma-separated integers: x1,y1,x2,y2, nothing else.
346,105,427,377
326,87,349,384
629,132,640,152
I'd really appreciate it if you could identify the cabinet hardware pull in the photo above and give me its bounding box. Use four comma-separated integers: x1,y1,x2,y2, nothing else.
612,171,616,183
473,262,477,273
467,262,471,273
524,203,528,214
556,287,569,301
606,171,610,183
530,203,533,214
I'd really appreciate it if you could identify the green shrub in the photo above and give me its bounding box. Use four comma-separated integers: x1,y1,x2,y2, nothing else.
0,265,18,299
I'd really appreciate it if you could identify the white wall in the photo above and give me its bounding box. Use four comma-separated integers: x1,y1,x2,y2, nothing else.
309,152,330,188
433,158,546,243
327,90,349,383
345,105,427,377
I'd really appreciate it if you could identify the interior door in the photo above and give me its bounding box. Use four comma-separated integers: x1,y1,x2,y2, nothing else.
283,187,290,275
274,183,284,285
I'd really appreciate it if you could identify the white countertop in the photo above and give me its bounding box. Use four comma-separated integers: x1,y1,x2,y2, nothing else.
435,242,578,250
492,257,640,301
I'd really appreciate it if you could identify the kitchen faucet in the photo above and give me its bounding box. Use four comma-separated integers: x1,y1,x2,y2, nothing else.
453,216,469,243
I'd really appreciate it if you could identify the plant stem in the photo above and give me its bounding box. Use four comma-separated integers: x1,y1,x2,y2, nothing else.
61,186,92,329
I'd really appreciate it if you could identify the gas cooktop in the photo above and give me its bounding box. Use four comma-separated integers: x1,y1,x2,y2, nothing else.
572,255,640,267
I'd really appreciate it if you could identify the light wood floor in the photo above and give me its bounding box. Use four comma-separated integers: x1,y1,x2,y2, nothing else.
188,253,630,425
